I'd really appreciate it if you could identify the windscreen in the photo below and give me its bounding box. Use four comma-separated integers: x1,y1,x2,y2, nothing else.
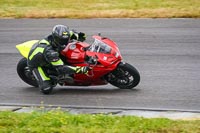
88,39,111,54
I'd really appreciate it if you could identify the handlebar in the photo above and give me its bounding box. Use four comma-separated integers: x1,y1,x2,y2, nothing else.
86,55,98,65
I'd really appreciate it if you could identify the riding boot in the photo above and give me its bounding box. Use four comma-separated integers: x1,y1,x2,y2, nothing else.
32,67,53,94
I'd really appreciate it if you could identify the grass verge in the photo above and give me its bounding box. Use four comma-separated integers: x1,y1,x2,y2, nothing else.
0,0,200,18
0,110,200,133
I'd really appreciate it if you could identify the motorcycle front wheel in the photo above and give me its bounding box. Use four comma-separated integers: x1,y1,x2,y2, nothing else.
105,62,140,89
17,58,38,87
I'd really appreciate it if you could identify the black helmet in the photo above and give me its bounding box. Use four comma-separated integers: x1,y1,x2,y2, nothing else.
52,25,70,50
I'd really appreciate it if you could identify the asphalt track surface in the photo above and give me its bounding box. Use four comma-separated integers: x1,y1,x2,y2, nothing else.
0,18,200,112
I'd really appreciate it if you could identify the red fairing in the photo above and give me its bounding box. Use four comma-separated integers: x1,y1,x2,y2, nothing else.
60,36,123,86
61,41,89,64
91,35,122,66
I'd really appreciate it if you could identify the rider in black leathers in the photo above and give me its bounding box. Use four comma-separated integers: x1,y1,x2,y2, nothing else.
27,25,89,94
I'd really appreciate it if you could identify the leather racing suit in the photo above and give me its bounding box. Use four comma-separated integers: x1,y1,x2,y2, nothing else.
27,31,86,93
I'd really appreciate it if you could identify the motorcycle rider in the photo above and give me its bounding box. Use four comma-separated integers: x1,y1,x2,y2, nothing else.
27,24,89,94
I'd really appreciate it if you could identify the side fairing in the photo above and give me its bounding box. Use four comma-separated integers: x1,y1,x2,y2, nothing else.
16,40,39,58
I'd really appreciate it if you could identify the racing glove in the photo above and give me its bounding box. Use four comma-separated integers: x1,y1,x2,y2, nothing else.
78,32,86,42
57,65,76,75
75,66,89,74
57,65,89,75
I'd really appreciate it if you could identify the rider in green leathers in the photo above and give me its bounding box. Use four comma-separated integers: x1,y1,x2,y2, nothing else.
28,25,89,94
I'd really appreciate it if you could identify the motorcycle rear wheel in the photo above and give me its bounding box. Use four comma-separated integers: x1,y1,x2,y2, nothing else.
105,62,140,89
17,58,38,87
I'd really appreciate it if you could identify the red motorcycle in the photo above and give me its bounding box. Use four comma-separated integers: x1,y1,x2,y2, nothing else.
16,35,140,94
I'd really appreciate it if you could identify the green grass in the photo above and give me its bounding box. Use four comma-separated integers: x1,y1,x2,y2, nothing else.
0,111,200,133
0,0,199,18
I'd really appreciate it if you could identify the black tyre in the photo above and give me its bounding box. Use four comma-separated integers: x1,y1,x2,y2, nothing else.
17,58,38,87
105,62,140,89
